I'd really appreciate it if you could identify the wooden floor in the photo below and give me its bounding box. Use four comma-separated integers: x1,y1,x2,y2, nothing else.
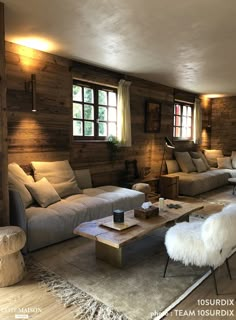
0,251,235,320
1,187,236,320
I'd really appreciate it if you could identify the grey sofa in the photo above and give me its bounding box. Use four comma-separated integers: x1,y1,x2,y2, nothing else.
9,162,145,252
165,150,236,196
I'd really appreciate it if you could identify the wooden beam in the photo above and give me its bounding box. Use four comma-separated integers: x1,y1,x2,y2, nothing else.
0,2,9,225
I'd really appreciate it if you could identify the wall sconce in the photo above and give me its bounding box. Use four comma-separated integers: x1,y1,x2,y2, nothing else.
25,74,37,112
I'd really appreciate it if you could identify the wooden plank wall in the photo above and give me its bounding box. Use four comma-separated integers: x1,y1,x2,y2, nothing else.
211,96,236,155
6,41,202,186
0,3,9,226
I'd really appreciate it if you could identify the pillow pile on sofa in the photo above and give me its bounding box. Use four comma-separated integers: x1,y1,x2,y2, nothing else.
204,149,223,168
8,160,82,208
8,163,35,208
174,152,197,173
31,160,81,198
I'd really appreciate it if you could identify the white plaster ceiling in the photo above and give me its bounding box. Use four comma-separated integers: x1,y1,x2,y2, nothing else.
3,0,236,96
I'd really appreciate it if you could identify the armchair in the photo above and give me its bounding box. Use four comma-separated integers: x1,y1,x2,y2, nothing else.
163,204,236,294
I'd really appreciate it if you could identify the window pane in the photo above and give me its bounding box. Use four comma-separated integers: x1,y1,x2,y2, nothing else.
108,92,116,106
73,85,82,101
73,120,83,136
187,128,191,137
84,87,94,103
176,127,181,137
187,117,192,126
175,104,181,115
108,123,116,136
73,103,82,119
182,116,187,126
182,127,188,137
183,106,187,116
188,106,192,116
99,106,107,121
175,115,181,126
84,105,94,120
99,122,107,136
108,107,117,121
84,121,94,136
98,90,107,105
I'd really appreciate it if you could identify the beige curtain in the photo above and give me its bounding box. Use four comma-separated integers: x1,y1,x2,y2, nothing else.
117,79,132,147
193,98,202,144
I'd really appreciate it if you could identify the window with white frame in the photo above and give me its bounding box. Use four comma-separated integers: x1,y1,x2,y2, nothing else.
72,80,117,140
173,102,193,140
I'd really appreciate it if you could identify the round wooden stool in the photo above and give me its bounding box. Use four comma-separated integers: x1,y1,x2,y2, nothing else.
228,178,236,195
0,226,26,287
132,183,151,201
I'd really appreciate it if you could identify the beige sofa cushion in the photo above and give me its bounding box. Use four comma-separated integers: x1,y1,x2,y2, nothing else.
190,151,210,170
31,160,81,198
231,151,236,169
204,149,223,167
8,163,34,208
166,160,180,174
74,169,92,189
192,158,207,173
217,157,232,169
25,177,61,208
175,152,196,173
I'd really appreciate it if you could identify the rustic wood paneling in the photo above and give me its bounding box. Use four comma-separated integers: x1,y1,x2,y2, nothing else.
211,97,236,155
0,3,9,226
6,40,204,186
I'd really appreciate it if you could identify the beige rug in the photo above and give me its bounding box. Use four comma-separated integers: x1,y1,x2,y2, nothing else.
29,228,209,320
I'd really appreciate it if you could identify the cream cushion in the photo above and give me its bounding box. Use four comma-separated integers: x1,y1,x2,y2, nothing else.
166,160,180,174
190,151,210,170
231,151,236,169
204,149,223,167
217,157,233,169
74,169,92,189
175,152,196,173
8,163,34,208
192,158,207,173
25,177,61,208
31,160,81,198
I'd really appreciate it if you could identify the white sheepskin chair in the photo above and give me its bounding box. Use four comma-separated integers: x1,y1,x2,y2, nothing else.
164,203,236,294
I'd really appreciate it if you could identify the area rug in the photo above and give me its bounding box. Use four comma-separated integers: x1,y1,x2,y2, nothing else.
29,228,210,320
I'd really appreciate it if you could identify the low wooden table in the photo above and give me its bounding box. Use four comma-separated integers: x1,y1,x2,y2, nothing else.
74,199,204,267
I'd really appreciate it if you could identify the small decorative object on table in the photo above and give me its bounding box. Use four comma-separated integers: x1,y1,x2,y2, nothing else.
113,209,124,223
134,201,159,219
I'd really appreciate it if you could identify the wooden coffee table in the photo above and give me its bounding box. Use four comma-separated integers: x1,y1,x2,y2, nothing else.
74,199,204,267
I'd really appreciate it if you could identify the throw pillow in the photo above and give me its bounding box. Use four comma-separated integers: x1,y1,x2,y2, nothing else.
8,163,35,208
31,160,81,198
192,158,208,173
174,152,196,173
190,151,210,170
231,151,236,169
204,149,223,168
25,177,61,208
217,157,233,169
166,160,180,174
74,169,92,189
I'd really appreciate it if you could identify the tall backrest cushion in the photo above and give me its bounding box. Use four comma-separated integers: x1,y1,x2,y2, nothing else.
8,163,34,208
31,160,81,198
202,204,236,254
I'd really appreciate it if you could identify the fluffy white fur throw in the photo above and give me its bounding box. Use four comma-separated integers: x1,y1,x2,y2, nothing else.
165,204,236,268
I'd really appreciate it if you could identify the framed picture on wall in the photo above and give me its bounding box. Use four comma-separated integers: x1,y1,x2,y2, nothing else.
145,100,161,132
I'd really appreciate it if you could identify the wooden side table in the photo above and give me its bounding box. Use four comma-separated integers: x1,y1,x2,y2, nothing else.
160,175,179,199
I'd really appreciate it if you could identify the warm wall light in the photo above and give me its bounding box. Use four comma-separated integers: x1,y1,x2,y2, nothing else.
25,74,37,112
12,37,53,52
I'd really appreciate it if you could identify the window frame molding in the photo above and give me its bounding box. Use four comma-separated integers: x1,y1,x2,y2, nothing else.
72,79,118,142
173,100,194,141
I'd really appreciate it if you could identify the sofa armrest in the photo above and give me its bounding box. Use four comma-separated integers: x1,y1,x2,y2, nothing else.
9,189,27,233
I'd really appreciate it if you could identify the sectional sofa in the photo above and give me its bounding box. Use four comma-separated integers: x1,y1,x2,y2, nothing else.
8,161,145,252
164,150,236,196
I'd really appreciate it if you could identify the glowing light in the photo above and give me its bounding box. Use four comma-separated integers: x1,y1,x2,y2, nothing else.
201,94,227,99
12,37,54,52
